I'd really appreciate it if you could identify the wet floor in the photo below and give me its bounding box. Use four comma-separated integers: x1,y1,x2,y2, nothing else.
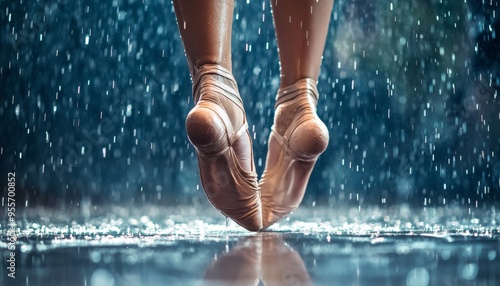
1,205,499,286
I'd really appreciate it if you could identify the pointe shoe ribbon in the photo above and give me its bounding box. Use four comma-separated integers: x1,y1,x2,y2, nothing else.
187,64,262,231
260,78,329,229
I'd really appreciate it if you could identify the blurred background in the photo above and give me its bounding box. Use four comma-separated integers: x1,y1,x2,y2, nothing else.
1,0,499,213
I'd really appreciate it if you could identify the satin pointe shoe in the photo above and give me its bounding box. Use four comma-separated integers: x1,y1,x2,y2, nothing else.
186,64,262,231
260,78,329,229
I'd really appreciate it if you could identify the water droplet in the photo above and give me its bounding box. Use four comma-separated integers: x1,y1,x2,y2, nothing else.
461,263,478,280
406,267,429,286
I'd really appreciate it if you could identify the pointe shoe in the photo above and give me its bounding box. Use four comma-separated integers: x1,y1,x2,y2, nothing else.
260,78,329,229
186,64,262,231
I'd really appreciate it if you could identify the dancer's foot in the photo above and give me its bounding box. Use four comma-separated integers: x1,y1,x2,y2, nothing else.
186,64,262,231
260,78,329,229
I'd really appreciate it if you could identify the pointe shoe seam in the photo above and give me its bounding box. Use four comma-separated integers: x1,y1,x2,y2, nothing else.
229,143,259,182
260,141,317,183
259,132,291,178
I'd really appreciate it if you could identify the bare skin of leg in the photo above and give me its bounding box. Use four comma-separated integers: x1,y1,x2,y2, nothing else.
173,0,252,171
272,0,333,89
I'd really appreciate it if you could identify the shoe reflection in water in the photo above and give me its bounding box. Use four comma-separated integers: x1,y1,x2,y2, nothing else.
203,234,311,286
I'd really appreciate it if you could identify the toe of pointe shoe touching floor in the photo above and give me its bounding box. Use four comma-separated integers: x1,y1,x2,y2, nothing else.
260,78,329,229
186,64,262,231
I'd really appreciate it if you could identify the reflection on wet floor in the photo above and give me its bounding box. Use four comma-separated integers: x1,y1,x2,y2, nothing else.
203,234,310,286
4,232,499,286
1,205,499,285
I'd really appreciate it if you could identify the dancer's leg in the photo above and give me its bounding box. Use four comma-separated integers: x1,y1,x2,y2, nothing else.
272,0,333,89
173,0,261,230
173,0,252,170
261,0,333,228
270,0,333,136
172,0,233,77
